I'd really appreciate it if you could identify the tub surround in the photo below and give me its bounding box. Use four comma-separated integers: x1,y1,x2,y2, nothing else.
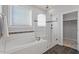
5,32,48,54
6,39,48,54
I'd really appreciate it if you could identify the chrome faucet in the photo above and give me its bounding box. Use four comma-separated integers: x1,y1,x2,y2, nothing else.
51,24,53,29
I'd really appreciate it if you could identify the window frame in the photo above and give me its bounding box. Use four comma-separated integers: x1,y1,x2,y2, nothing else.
8,5,32,26
37,14,46,27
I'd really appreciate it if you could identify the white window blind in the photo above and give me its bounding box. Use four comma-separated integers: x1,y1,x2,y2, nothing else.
9,6,32,26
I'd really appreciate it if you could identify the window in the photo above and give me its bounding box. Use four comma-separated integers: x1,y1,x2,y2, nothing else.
37,14,46,26
9,6,32,26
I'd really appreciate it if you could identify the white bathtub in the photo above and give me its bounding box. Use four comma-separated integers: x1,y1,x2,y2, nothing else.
6,33,48,54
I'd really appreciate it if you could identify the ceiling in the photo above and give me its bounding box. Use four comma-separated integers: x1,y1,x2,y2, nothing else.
33,5,53,11
33,5,79,11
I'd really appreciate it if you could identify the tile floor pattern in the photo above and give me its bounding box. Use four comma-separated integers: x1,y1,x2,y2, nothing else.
44,45,79,54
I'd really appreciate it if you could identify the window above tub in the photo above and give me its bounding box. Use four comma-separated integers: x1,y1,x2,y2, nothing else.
8,5,32,26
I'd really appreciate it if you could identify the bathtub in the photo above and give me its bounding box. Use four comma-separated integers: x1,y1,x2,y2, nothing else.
5,33,48,54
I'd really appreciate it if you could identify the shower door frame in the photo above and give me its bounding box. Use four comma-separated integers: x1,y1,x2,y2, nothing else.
62,10,79,51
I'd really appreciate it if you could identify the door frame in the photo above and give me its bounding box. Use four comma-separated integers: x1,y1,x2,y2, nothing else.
61,9,79,51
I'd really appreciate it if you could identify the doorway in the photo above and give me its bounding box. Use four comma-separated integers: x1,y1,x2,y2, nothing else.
63,11,78,49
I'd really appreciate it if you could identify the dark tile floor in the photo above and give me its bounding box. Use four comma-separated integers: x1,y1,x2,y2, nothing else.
44,45,79,54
